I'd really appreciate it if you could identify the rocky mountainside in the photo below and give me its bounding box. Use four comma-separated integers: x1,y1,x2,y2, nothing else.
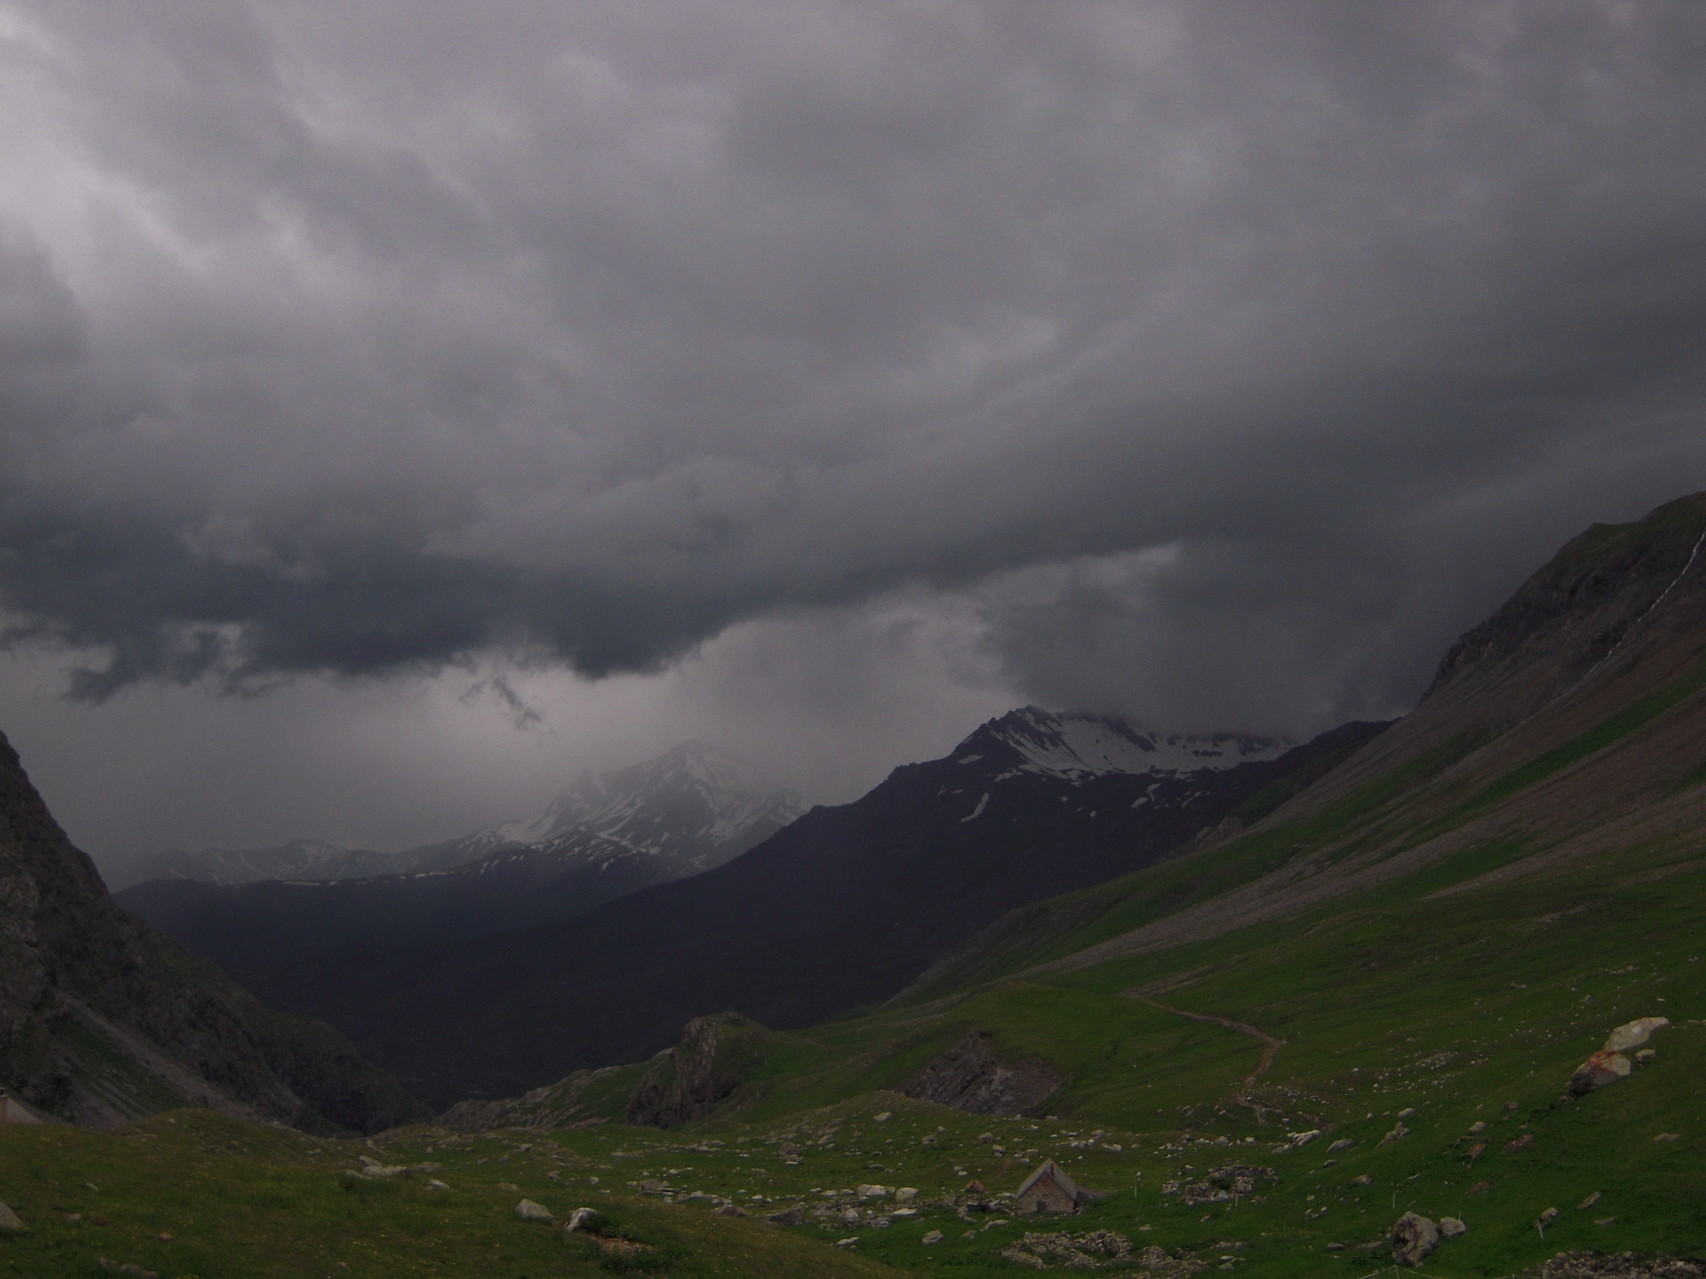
910,491,1706,995
0,732,424,1133
240,711,1382,1106
117,740,805,968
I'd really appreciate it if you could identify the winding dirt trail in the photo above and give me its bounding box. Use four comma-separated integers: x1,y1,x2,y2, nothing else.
1137,997,1285,1119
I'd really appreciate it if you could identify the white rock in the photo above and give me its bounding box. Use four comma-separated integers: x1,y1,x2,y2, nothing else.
515,1199,553,1222
1440,1217,1468,1238
1604,1017,1670,1053
922,1229,945,1245
895,1187,918,1202
565,1207,599,1233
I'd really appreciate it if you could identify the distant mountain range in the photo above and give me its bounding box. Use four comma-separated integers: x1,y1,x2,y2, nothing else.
115,741,806,966
234,707,1384,1106
105,839,396,890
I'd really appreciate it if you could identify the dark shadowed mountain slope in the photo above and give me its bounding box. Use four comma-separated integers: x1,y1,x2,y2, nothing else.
242,712,1383,1106
0,732,424,1133
116,741,805,967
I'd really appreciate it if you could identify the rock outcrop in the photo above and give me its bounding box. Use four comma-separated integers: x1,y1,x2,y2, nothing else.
0,730,423,1133
625,1012,773,1127
437,1064,626,1132
901,1029,1065,1116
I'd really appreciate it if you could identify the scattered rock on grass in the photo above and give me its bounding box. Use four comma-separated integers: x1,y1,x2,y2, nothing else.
0,1204,24,1234
1001,1230,1135,1271
1570,1019,1670,1095
1570,1052,1633,1095
1392,1213,1440,1267
515,1199,553,1222
1604,1019,1670,1054
922,1230,944,1245
1514,1251,1706,1278
1173,1166,1270,1205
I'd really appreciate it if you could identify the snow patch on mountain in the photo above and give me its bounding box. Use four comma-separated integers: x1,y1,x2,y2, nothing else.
486,740,805,869
968,707,1293,781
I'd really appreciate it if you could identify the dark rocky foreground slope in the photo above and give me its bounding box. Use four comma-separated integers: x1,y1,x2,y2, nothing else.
241,712,1380,1107
0,731,424,1132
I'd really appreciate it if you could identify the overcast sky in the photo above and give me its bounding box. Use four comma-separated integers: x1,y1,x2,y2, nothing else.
4,1,1706,868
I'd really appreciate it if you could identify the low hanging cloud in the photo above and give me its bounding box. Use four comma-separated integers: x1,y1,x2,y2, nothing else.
3,1,1706,735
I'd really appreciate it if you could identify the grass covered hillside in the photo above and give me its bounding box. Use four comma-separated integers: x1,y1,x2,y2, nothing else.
3,495,1704,1277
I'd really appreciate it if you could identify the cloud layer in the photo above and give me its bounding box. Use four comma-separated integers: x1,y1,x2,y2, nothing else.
4,0,1706,758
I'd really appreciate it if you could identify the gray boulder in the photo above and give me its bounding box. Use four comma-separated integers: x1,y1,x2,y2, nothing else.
1391,1212,1440,1266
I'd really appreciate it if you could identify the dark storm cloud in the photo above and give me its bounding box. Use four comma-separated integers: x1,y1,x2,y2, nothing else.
3,0,1706,731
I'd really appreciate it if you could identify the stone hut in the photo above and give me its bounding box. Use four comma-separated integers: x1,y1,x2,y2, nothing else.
1015,1160,1098,1214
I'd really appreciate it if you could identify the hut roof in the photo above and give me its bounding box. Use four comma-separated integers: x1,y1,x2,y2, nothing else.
0,1090,47,1125
1016,1159,1082,1202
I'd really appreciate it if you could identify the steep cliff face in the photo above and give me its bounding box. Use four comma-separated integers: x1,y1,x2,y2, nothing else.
0,731,424,1133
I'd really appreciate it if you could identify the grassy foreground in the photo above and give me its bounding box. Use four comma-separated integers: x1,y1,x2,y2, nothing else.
3,825,1700,1277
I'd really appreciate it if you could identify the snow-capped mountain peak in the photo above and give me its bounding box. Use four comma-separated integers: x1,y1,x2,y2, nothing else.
963,706,1293,780
488,740,805,865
